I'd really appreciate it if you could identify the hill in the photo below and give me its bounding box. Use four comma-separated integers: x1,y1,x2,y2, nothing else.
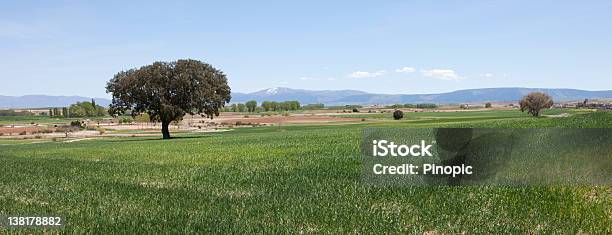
0,95,111,109
3,87,612,108
231,87,612,105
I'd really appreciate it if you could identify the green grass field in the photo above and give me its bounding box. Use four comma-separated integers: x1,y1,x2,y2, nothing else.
1,110,611,233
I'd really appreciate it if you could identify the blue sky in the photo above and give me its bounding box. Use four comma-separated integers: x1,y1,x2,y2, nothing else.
1,0,611,98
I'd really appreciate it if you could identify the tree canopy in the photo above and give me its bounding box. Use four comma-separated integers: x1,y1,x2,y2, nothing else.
106,59,231,139
520,92,553,117
68,101,106,117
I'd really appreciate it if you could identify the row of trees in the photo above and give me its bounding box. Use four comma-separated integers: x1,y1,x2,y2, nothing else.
224,100,302,112
0,110,34,116
262,101,301,111
387,103,439,109
48,99,107,117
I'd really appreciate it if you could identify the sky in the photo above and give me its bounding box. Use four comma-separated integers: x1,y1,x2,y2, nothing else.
1,0,612,98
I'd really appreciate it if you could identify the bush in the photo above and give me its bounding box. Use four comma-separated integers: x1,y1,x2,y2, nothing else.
352,108,359,113
19,131,27,135
70,120,83,128
119,117,133,124
485,102,492,108
387,104,404,109
393,110,404,120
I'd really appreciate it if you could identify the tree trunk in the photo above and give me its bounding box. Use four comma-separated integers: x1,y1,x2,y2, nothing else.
161,120,171,139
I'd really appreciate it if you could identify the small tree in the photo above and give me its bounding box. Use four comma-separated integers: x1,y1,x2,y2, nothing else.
485,102,492,108
237,103,247,112
49,108,53,116
246,100,257,112
261,101,272,111
106,59,231,139
519,92,553,117
393,110,404,120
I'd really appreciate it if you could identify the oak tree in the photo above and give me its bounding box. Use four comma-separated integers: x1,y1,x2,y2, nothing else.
519,92,553,117
106,59,231,139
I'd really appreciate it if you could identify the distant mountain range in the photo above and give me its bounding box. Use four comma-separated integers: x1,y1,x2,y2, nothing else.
2,87,612,108
232,87,612,105
0,95,111,109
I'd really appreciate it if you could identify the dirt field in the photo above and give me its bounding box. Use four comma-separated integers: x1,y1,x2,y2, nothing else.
0,126,43,135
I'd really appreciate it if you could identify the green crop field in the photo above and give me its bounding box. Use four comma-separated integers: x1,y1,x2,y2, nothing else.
1,110,611,233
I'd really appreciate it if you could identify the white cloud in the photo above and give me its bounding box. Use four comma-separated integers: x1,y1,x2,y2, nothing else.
348,70,386,78
395,67,416,73
421,69,463,81
483,73,493,78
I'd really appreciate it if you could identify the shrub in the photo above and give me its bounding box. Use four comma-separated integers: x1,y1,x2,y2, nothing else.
352,108,359,113
35,135,42,139
393,110,404,120
42,129,54,133
485,102,492,108
520,92,554,117
119,117,133,124
70,120,83,128
19,131,27,135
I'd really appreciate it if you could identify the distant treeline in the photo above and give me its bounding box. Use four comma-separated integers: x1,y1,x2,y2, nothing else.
65,101,107,117
386,103,438,109
0,100,108,117
47,101,107,117
220,102,441,112
0,110,34,116
223,100,304,112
